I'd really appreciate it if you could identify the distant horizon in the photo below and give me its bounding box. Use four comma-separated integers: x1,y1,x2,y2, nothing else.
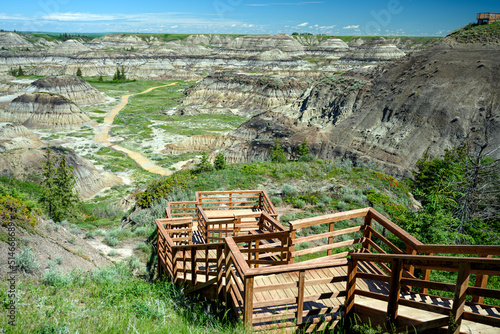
0,0,497,37
4,30,446,38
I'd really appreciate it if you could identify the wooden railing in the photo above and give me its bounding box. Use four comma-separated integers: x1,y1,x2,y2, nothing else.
289,208,370,263
166,201,198,219
348,253,500,333
157,206,500,332
196,190,278,219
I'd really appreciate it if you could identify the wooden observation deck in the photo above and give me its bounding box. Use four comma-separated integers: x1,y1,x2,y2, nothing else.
477,13,500,24
156,190,500,333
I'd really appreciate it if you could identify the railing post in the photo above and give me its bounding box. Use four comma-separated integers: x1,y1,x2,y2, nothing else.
244,276,254,328
403,245,417,292
421,253,433,294
472,254,491,304
327,222,335,256
345,258,358,321
362,213,372,252
387,258,403,327
296,270,306,325
191,247,197,287
289,228,296,264
448,262,471,334
224,244,230,306
217,245,224,301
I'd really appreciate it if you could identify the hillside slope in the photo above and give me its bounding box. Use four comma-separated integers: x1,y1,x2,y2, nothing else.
229,29,500,176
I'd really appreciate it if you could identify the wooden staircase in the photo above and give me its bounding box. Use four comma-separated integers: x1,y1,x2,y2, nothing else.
156,192,500,333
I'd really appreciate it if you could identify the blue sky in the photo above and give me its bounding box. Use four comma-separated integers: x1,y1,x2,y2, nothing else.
0,0,497,36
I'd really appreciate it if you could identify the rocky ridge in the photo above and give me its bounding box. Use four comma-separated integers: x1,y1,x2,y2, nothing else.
0,93,91,128
179,72,309,116
25,75,107,106
224,38,500,176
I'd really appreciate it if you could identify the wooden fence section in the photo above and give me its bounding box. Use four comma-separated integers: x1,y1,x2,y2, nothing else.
196,190,278,218
156,202,500,333
349,253,500,334
166,201,198,219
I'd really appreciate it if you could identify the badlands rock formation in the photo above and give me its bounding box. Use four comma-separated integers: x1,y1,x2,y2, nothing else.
0,122,41,152
0,93,91,128
48,39,91,54
225,38,500,176
179,72,309,116
340,38,405,62
25,75,107,106
0,33,418,80
0,31,59,51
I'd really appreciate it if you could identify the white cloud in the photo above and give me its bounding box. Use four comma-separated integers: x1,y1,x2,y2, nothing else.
297,22,308,27
0,13,31,21
246,2,324,7
343,25,360,29
42,12,119,21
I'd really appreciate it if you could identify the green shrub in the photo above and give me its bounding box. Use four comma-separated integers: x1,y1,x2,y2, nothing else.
213,152,227,170
108,249,118,256
104,235,119,246
42,268,72,286
270,196,282,206
15,248,39,274
293,199,307,209
281,184,298,197
137,242,150,253
136,170,195,208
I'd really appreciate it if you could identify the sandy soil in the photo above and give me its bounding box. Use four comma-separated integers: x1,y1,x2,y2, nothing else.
94,83,177,176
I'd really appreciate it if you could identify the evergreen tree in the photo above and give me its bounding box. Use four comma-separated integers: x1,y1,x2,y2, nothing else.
270,139,287,163
298,141,313,161
214,152,227,170
98,75,104,82
40,148,79,222
195,152,214,173
17,66,24,76
76,67,82,77
40,148,56,218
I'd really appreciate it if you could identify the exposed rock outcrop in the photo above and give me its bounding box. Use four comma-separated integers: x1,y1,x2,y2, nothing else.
340,38,405,62
25,75,107,106
0,93,91,128
48,39,91,54
0,122,41,151
228,38,500,176
162,135,239,155
225,34,305,54
179,72,309,116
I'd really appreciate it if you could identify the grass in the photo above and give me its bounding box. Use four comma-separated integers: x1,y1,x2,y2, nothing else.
0,264,246,333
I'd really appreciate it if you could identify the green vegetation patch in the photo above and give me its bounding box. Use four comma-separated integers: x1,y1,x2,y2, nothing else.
449,21,500,43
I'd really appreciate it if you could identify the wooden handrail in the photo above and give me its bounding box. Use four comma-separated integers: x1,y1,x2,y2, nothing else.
290,208,370,230
245,257,348,277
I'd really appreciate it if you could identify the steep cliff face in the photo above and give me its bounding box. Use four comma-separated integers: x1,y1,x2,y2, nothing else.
228,39,500,176
179,72,309,116
48,40,91,54
0,93,91,128
25,75,107,106
225,34,305,54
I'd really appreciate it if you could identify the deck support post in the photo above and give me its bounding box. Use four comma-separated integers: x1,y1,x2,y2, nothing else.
345,258,358,323
387,258,403,328
296,270,306,325
448,262,470,334
244,276,254,328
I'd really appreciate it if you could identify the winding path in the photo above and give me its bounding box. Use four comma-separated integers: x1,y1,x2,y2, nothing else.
94,83,177,176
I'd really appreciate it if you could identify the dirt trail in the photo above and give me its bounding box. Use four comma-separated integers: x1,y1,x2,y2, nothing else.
94,83,177,176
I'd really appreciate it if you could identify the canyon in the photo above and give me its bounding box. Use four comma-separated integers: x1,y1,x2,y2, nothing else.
0,28,497,201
